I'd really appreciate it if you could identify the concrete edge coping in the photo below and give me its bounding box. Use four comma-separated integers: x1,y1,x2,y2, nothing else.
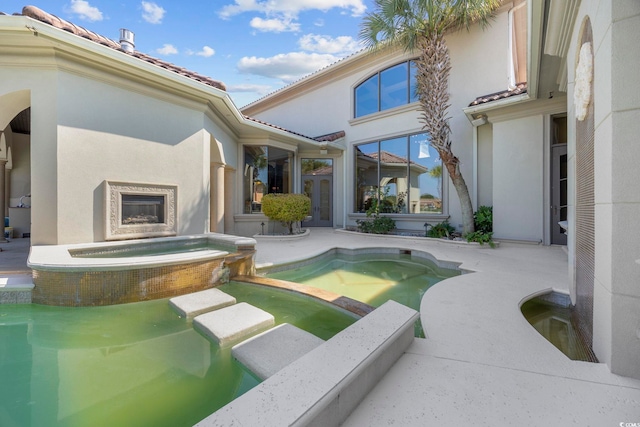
253,228,311,241
195,300,419,427
27,233,254,271
255,245,463,276
335,228,500,248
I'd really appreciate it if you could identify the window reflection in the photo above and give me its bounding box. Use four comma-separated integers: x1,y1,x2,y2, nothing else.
354,60,418,118
243,145,293,214
380,63,408,111
354,133,442,214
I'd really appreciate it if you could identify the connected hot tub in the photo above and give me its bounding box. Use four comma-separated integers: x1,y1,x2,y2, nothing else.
27,233,256,306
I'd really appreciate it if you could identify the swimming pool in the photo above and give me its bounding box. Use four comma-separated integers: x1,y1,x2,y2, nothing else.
263,249,460,336
0,283,357,427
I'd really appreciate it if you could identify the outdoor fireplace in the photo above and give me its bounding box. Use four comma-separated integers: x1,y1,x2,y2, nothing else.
122,195,165,225
105,181,177,240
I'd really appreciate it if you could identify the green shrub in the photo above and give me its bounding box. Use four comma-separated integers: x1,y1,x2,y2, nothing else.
356,215,396,234
464,230,495,248
261,193,311,235
427,221,456,238
474,205,493,233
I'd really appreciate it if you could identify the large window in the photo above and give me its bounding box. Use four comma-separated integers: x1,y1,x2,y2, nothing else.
354,60,418,118
355,133,442,214
243,145,293,214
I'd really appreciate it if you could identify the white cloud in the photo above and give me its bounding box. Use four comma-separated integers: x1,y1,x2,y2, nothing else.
196,46,216,57
141,1,166,24
250,17,300,33
298,34,361,54
156,44,178,55
227,83,273,96
67,0,103,22
219,0,366,19
237,52,338,83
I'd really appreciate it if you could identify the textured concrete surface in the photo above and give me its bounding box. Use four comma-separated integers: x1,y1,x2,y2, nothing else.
197,300,419,426
169,287,236,318
232,323,324,380
193,302,274,347
253,228,640,426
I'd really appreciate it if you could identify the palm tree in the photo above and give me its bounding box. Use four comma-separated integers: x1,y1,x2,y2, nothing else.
360,0,500,234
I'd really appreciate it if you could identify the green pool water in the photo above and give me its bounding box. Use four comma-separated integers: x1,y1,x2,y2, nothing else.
521,296,596,362
265,252,459,336
0,284,357,427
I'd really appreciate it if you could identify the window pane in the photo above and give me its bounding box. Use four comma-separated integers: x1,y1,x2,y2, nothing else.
267,146,292,194
355,142,379,212
244,146,268,213
409,134,442,214
380,137,408,213
380,63,408,111
243,145,293,213
409,61,419,103
355,74,379,117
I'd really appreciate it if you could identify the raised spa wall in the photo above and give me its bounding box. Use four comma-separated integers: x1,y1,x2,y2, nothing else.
28,234,256,307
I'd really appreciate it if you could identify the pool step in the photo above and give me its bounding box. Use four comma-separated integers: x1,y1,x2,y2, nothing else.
194,302,275,347
169,288,236,319
232,323,325,380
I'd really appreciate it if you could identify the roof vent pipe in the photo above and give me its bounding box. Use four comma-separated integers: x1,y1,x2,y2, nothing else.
119,28,135,53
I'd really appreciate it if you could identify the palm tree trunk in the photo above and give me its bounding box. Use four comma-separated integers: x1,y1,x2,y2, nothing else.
416,34,475,235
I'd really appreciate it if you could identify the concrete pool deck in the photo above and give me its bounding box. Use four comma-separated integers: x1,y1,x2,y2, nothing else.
253,228,640,426
2,231,640,424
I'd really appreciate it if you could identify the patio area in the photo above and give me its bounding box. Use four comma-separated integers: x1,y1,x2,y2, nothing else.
2,230,639,424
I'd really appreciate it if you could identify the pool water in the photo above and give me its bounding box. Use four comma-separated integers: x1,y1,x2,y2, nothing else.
0,284,356,427
265,252,459,336
521,296,597,362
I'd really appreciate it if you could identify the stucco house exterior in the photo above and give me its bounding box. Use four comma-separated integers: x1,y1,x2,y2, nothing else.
0,6,338,246
242,0,640,380
1,0,638,380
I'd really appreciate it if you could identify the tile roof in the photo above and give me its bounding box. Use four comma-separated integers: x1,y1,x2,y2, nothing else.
468,82,527,106
244,116,345,144
15,6,226,91
313,131,346,143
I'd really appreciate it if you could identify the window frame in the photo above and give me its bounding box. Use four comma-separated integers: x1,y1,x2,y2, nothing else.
354,60,419,118
353,132,445,216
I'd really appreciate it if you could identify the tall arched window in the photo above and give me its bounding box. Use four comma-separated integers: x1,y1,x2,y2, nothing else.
354,60,418,118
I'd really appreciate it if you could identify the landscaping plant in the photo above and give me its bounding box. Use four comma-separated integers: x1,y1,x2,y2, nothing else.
261,193,311,235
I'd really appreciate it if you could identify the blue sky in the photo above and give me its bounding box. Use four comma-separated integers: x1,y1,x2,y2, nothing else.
3,0,373,107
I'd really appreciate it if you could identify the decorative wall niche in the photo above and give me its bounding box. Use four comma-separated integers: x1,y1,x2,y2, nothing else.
105,181,177,240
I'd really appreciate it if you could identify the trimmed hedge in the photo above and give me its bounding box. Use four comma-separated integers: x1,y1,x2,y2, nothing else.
261,193,311,235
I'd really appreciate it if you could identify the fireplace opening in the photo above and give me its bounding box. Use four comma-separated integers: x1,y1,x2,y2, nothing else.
105,181,177,240
122,194,165,225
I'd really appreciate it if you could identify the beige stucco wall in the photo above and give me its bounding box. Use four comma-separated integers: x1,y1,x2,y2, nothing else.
52,70,223,244
566,0,640,379
245,10,511,233
0,34,240,245
492,116,544,242
476,124,494,208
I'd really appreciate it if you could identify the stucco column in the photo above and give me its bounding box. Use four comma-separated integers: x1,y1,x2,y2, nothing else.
0,159,6,242
210,162,225,233
224,167,235,234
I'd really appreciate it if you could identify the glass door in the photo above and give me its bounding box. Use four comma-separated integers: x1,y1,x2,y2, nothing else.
301,159,333,227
